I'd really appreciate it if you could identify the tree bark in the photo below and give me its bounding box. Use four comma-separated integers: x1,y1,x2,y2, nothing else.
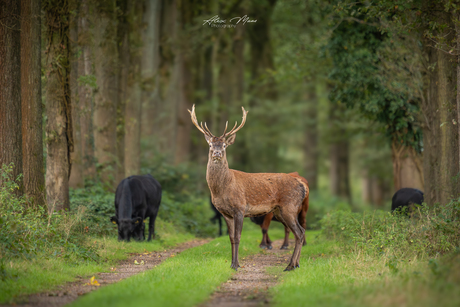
21,0,45,204
141,0,161,141
422,4,460,205
456,12,460,176
93,0,119,189
303,89,318,190
44,0,73,212
124,1,143,176
0,0,23,192
391,140,424,192
69,2,83,188
78,0,95,179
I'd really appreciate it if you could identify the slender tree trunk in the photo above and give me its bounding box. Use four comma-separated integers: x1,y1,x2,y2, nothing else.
93,0,119,189
303,89,318,190
44,0,73,212
157,0,178,159
78,0,95,179
21,0,44,204
141,0,161,141
0,0,22,191
124,1,143,176
69,3,83,188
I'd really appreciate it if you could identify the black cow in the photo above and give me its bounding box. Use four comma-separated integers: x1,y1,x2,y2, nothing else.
391,188,424,214
210,197,224,236
110,174,161,241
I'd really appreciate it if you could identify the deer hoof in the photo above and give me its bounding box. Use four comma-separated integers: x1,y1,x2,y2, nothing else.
283,265,295,272
280,245,289,250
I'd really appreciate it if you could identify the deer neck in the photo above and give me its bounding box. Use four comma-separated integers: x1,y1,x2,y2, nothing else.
206,157,233,197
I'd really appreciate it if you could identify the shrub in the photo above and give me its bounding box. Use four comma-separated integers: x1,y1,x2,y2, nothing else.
320,198,460,258
0,164,99,264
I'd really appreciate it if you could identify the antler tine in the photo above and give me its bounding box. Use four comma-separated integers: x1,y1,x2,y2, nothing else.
222,121,229,136
225,107,248,137
203,122,215,137
188,104,213,137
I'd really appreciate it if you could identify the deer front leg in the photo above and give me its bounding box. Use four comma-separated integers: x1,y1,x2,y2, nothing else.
232,212,244,270
223,215,238,270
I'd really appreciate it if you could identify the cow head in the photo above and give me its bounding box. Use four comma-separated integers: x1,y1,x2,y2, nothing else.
110,216,143,242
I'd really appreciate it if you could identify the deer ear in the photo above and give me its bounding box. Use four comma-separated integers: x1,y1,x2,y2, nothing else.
205,134,213,144
226,134,236,146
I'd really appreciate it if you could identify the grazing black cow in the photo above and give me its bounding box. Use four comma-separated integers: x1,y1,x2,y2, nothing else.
391,188,424,214
210,197,224,236
110,174,161,242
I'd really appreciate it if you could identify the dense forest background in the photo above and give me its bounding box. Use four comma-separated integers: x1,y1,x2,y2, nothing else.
1,0,459,218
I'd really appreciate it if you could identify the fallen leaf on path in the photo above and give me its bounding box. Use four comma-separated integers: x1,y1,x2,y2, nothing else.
86,276,100,286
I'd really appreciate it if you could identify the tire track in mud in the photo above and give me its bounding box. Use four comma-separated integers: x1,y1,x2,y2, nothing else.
2,239,208,307
202,239,294,307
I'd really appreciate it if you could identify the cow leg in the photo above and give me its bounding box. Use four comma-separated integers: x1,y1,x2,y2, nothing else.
147,213,157,241
259,213,273,249
280,226,290,249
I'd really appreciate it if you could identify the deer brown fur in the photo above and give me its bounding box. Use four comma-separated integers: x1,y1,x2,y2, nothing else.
188,105,306,271
256,172,309,250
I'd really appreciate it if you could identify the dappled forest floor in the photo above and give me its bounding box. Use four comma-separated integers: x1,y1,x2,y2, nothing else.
0,239,208,307
202,239,293,307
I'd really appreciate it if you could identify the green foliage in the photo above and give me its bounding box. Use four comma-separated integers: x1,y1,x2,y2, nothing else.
326,19,423,152
0,164,99,265
320,198,460,258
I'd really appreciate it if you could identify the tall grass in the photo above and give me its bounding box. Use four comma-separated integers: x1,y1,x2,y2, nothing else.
320,199,460,258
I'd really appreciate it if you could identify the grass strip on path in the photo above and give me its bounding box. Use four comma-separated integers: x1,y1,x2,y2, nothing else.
0,223,194,304
69,222,282,307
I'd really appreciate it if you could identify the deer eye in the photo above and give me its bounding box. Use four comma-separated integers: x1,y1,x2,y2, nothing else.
223,144,226,148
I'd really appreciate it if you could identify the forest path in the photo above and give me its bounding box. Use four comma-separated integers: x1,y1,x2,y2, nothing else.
201,239,294,307
1,239,208,307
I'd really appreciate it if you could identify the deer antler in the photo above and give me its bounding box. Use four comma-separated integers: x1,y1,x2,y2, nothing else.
188,104,215,138
222,107,248,137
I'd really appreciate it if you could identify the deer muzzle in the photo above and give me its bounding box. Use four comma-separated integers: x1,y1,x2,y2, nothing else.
212,151,223,162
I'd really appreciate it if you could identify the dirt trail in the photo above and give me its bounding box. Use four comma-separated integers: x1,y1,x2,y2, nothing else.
201,239,294,307
3,239,208,307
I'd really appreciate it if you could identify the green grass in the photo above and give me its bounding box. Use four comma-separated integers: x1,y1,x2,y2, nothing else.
70,220,283,307
0,220,194,304
269,232,460,307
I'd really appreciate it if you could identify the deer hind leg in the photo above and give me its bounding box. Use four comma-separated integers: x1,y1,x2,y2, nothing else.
298,209,307,246
260,213,273,249
275,209,305,271
281,226,290,249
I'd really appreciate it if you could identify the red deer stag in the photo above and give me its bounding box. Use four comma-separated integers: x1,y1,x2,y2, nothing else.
188,105,307,271
252,172,309,250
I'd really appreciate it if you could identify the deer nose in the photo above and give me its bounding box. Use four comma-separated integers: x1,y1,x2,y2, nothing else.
213,151,222,158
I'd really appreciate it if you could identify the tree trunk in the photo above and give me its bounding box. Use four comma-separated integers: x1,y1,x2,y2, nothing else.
330,140,351,203
78,0,95,179
456,12,460,177
44,1,73,212
115,0,129,183
422,4,460,205
69,2,83,188
21,0,45,204
0,0,23,192
124,1,143,176
141,0,161,142
93,0,119,189
303,89,318,190
391,140,424,192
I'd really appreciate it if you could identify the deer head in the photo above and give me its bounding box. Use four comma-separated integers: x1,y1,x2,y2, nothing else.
188,105,248,164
